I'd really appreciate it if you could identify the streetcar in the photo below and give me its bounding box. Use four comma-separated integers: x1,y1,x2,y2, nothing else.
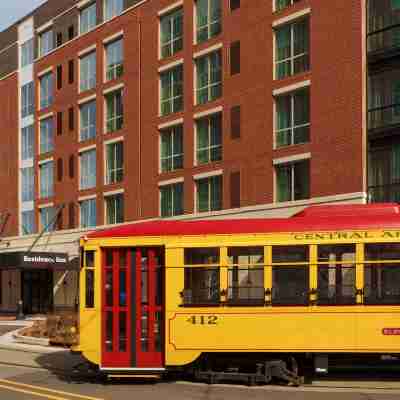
72,204,400,384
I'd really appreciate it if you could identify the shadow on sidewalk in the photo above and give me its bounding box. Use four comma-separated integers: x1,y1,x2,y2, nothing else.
35,351,102,384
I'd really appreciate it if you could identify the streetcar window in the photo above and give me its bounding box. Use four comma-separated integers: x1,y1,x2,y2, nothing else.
227,247,264,305
85,269,95,308
184,248,219,265
272,267,309,306
272,245,309,263
184,267,220,305
365,243,400,305
272,245,309,306
85,250,95,268
317,245,356,305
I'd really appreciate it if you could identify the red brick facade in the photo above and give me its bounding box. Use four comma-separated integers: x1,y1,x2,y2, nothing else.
0,0,367,236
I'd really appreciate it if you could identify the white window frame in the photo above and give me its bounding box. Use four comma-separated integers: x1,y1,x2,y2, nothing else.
104,87,124,133
21,82,34,118
105,140,124,185
79,1,97,35
21,210,35,235
104,191,124,225
79,197,97,228
39,116,54,154
159,124,184,173
79,51,97,93
159,63,184,116
21,39,34,68
39,205,56,232
39,160,54,199
105,37,124,82
21,125,34,161
79,148,97,190
195,0,222,44
159,6,184,59
159,181,184,218
104,0,124,22
39,72,53,110
195,49,222,105
79,100,97,141
39,29,54,57
21,167,34,202
274,86,310,149
194,171,223,213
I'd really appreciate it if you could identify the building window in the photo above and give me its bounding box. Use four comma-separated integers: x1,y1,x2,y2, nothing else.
275,159,310,202
275,88,310,147
105,141,124,185
80,2,97,34
105,193,124,224
39,117,54,154
39,161,54,199
80,198,96,228
196,174,222,212
80,100,96,141
160,124,183,172
21,39,34,68
39,29,54,57
21,82,34,118
80,149,97,190
21,167,34,202
160,65,183,116
21,125,34,160
105,38,124,82
196,0,222,44
196,113,222,165
21,210,35,235
80,51,96,92
275,19,309,80
105,89,123,133
160,8,183,59
196,51,222,105
39,72,53,110
104,0,123,21
160,182,184,218
40,206,56,232
275,0,301,12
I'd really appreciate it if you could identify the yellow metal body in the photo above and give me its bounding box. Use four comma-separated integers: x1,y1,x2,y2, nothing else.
73,229,400,368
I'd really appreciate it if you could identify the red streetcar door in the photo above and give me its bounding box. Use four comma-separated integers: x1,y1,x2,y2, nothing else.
135,248,164,368
102,248,131,368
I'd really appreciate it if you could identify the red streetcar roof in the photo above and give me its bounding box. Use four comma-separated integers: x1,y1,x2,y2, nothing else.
86,204,400,239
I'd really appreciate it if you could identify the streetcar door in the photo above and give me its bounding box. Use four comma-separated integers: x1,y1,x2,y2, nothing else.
102,248,131,368
135,248,164,368
101,247,164,370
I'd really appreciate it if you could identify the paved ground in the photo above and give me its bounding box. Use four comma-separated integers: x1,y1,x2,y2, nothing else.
0,364,399,400
0,325,22,336
1,324,400,400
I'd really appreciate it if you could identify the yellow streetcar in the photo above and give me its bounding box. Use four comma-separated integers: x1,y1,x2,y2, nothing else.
73,204,400,384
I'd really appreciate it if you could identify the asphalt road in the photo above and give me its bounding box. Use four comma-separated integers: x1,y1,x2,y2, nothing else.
0,364,400,400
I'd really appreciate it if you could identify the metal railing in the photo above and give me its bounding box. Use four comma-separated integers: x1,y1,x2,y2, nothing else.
368,183,400,203
368,103,400,130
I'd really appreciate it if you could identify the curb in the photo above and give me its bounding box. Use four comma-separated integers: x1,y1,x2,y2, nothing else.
13,328,50,347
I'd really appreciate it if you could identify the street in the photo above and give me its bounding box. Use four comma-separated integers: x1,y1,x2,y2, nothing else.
0,361,400,400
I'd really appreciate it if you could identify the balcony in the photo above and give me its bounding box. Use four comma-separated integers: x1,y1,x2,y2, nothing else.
368,69,400,135
368,183,400,203
368,1,400,62
369,103,400,132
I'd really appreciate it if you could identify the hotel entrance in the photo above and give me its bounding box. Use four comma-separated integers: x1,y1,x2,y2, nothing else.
21,270,53,314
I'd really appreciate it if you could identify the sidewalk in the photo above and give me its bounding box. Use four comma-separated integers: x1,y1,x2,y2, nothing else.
0,322,86,374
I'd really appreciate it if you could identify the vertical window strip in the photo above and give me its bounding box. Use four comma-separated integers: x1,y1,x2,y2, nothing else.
106,38,124,82
160,8,183,58
80,149,97,190
39,161,54,199
196,51,222,105
196,113,222,165
196,0,222,44
160,125,183,172
106,89,124,132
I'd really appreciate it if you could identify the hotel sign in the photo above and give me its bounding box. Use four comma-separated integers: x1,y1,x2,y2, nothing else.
0,252,77,270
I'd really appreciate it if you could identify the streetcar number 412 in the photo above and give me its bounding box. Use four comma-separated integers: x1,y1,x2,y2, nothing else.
186,315,218,325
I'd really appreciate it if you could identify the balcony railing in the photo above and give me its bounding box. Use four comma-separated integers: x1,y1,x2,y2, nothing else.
368,103,400,131
368,183,400,203
368,24,400,55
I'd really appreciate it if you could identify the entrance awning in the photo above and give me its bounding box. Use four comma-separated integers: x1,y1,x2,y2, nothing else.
0,252,79,271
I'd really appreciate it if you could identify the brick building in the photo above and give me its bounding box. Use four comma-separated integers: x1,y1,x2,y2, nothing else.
0,0,386,313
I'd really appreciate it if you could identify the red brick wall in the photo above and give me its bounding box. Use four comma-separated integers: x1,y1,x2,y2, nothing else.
33,0,365,227
0,73,19,236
